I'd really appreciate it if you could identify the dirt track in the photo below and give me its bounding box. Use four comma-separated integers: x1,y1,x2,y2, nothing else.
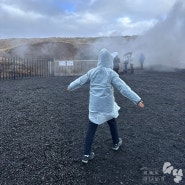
0,70,185,185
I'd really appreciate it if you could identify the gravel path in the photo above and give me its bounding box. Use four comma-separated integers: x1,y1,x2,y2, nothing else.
0,71,185,185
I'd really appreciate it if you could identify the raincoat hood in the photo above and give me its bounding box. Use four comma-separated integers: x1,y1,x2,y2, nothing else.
97,48,113,69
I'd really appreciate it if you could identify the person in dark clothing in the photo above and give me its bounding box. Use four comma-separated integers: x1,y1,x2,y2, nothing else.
113,55,120,73
130,63,134,74
124,61,128,73
139,53,145,70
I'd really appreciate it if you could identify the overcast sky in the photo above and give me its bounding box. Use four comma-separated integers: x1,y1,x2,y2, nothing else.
0,0,179,38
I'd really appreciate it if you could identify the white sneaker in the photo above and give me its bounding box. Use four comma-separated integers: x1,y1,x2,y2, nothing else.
112,138,122,150
81,152,95,164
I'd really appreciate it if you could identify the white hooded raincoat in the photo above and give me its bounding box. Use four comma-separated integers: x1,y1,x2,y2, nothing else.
68,49,141,124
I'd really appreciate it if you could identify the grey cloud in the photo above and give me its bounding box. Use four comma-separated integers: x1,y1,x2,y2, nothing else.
0,0,179,38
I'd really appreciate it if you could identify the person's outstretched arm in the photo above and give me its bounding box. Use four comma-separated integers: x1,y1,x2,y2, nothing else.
111,74,144,107
67,73,90,91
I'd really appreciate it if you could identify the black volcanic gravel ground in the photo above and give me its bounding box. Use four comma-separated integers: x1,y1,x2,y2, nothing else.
0,71,185,185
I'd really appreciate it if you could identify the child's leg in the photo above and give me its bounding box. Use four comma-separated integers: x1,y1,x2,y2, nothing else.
107,118,119,145
84,120,98,155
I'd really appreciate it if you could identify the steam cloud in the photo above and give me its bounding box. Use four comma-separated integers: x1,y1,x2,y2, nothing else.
133,0,185,70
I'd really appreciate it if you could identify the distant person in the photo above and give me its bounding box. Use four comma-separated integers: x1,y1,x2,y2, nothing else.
139,53,145,70
124,61,129,73
113,55,120,73
123,52,132,73
67,48,144,164
130,63,134,74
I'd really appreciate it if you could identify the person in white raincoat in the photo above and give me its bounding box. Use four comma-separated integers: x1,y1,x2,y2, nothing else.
67,48,144,164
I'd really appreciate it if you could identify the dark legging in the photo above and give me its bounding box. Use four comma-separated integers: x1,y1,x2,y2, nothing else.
84,118,119,155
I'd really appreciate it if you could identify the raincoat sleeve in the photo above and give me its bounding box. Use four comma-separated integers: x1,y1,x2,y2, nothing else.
111,73,141,105
68,73,90,91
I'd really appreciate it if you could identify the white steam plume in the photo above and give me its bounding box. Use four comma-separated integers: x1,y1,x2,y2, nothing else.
133,0,185,70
